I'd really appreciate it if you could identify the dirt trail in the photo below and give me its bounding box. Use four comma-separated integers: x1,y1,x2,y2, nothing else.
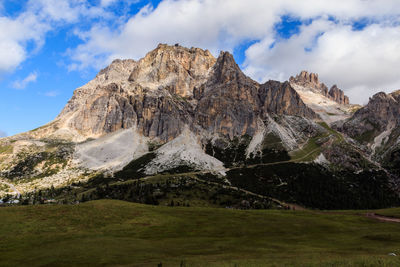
365,213,400,223
229,147,321,171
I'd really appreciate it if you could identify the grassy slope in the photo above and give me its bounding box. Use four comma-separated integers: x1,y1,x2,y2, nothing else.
289,122,345,162
1,200,400,266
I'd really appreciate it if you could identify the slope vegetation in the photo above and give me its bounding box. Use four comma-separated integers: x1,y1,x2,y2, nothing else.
1,200,400,266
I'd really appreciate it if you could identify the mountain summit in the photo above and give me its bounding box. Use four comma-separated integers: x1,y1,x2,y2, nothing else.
0,44,399,210
30,44,317,142
290,71,349,105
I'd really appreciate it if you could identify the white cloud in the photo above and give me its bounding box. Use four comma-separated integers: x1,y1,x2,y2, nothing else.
2,0,400,104
44,90,59,97
243,19,400,104
68,0,281,69
12,72,38,89
27,0,116,23
66,0,400,103
0,11,50,73
0,0,121,75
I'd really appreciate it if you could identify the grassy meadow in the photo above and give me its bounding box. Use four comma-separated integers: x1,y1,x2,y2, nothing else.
1,200,400,266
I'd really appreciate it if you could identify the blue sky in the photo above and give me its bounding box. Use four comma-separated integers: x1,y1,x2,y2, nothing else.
1,0,400,137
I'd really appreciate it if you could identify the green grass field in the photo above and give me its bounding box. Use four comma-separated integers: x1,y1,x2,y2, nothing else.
1,200,400,266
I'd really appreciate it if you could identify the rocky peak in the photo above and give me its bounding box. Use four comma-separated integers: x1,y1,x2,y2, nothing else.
290,71,322,89
97,59,137,82
212,51,243,83
194,52,316,138
128,43,216,97
302,71,319,84
193,51,261,138
290,70,350,105
195,51,259,100
365,92,400,122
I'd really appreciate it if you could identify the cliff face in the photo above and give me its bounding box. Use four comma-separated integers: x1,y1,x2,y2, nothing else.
128,43,216,97
194,52,259,138
35,45,316,142
259,80,317,119
46,44,214,141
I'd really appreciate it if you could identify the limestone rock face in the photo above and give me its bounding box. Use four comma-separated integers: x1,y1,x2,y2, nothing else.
329,85,349,105
128,43,216,97
290,71,350,105
194,52,317,138
194,52,261,138
259,80,317,119
31,44,317,143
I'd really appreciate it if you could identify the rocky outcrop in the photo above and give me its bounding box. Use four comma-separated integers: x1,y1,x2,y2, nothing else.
334,90,400,178
329,85,349,105
290,71,329,94
259,80,317,119
128,43,216,97
290,71,350,105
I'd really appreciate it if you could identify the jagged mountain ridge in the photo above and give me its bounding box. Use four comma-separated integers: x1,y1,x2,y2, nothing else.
0,44,324,193
290,71,349,105
289,70,357,125
31,44,318,142
1,43,399,210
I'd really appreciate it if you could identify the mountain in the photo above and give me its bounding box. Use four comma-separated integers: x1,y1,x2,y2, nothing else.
290,71,349,105
289,71,358,125
336,90,400,176
0,44,399,209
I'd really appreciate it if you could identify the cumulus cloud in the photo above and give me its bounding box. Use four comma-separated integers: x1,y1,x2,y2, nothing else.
2,0,400,103
0,0,123,75
68,0,281,70
66,0,400,103
244,19,400,103
12,72,38,89
27,0,116,23
0,12,49,73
